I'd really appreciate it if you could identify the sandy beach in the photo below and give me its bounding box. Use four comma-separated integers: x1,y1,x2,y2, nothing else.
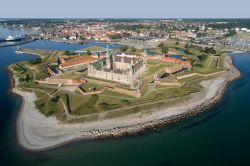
12,56,240,151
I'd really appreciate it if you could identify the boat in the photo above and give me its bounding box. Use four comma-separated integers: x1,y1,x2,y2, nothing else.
5,34,26,42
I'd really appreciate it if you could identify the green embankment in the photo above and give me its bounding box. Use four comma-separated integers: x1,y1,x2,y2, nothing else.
11,45,227,122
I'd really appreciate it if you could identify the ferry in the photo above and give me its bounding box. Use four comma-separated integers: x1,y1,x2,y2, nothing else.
5,35,26,42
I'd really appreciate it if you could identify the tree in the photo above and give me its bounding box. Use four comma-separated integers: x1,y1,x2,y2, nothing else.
158,43,164,48
29,58,42,65
52,96,60,103
122,32,132,37
175,41,179,45
184,43,190,54
198,54,208,62
87,50,91,55
204,47,216,54
225,30,237,37
57,57,61,65
109,34,122,39
25,74,30,82
161,46,169,54
120,46,128,52
64,50,70,56
131,47,136,53
185,47,190,54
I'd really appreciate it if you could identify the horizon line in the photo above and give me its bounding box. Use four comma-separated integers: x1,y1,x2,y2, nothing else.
1,17,250,20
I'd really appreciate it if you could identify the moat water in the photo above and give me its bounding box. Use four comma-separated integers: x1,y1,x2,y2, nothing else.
1,27,250,166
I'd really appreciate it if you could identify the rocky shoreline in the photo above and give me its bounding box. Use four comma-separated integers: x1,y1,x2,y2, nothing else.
11,55,241,152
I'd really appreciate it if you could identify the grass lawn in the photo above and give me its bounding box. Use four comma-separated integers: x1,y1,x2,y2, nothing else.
35,64,48,80
79,82,105,92
146,61,174,76
178,55,225,76
217,56,224,68
80,46,106,52
178,75,204,82
20,48,52,56
55,71,83,79
100,89,135,99
34,91,63,117
12,63,33,80
209,58,218,68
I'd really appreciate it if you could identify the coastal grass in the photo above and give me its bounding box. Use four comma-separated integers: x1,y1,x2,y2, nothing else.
34,91,63,117
19,48,51,56
18,82,57,94
80,46,106,52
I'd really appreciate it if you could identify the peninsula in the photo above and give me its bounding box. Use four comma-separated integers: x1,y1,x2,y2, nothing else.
4,18,245,151
9,41,240,151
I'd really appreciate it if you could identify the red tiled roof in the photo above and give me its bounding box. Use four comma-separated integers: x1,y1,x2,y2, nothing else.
162,57,192,67
60,56,98,68
47,67,56,76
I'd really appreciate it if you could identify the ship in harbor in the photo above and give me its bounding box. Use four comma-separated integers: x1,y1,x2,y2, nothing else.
5,34,26,42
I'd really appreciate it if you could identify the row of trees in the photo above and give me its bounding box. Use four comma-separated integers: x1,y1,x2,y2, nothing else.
64,50,76,56
225,30,237,37
29,58,42,65
120,46,136,53
109,34,122,40
204,47,216,54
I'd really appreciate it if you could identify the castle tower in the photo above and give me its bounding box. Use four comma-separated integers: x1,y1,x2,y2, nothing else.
106,45,111,69
106,45,110,57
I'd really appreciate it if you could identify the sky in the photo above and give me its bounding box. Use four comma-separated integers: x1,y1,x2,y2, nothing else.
0,0,250,18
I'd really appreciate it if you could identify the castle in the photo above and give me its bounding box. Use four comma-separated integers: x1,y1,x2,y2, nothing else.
88,47,146,86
